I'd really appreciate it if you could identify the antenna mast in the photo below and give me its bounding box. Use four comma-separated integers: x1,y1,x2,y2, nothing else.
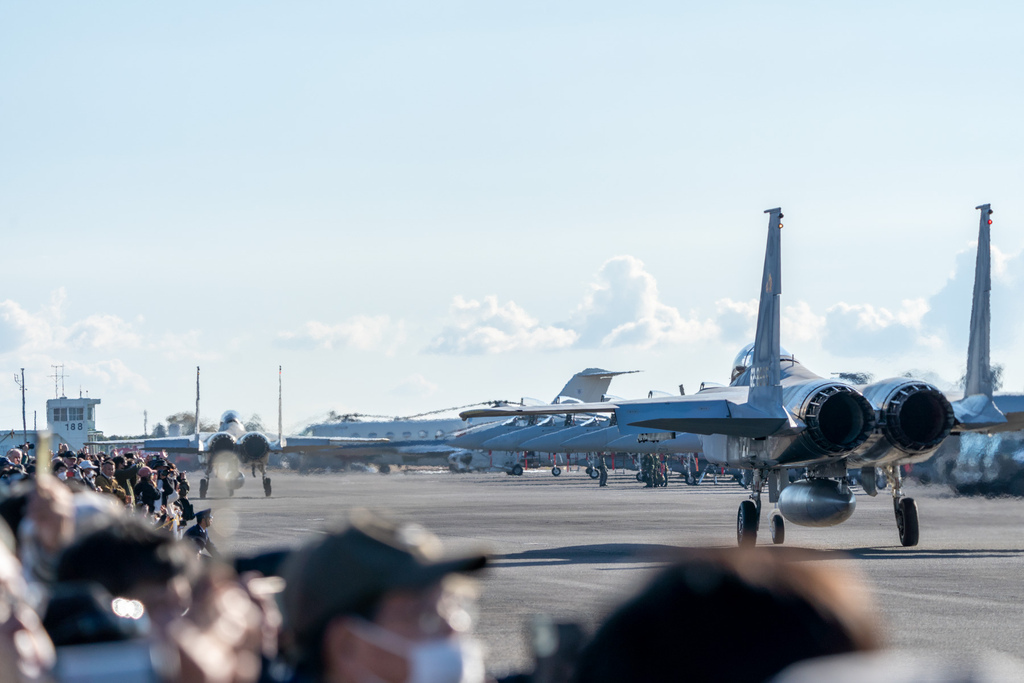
49,364,69,398
14,369,26,445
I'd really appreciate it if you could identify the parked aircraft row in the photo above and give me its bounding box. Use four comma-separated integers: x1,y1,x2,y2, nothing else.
461,204,1024,547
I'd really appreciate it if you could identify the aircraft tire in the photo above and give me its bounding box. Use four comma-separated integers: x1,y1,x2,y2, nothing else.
585,466,593,476
737,500,758,548
770,512,785,545
896,497,919,547
635,473,643,482
686,471,696,486
379,464,391,475
588,469,600,480
199,478,208,500
511,464,524,476
263,477,272,497
551,467,561,477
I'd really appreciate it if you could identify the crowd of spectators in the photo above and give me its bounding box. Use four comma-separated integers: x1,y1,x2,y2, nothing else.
1,442,1022,683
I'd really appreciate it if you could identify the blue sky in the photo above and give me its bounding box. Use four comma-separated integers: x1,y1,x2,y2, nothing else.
1,2,1022,435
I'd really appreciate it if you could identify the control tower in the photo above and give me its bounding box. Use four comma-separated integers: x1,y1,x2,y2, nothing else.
47,395,101,452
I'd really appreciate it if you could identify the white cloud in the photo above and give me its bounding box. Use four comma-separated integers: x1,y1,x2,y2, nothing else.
68,314,142,349
390,373,438,398
67,359,150,393
783,302,827,344
427,296,577,354
277,315,406,354
823,299,929,357
570,256,718,349
152,331,221,361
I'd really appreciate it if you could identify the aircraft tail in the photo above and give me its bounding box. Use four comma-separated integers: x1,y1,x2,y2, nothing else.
964,204,993,397
748,208,785,412
553,368,639,404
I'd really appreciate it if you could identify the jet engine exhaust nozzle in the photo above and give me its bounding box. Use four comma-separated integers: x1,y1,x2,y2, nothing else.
777,479,856,527
238,432,272,463
881,383,955,453
801,385,875,454
207,432,237,455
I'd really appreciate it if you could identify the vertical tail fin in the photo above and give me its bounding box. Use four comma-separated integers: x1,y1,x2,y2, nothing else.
194,366,201,436
749,208,784,412
278,365,283,444
553,369,639,404
964,204,994,397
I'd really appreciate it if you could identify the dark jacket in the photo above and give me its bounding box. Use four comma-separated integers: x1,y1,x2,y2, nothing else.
135,478,161,513
183,522,219,558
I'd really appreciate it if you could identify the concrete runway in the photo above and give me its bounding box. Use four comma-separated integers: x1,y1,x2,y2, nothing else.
200,467,1024,677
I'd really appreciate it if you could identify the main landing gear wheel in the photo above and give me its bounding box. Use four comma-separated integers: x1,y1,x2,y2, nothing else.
263,477,272,497
551,467,561,477
770,512,786,545
588,468,600,480
896,497,919,547
199,478,208,500
685,470,696,486
379,464,391,475
511,464,524,476
635,472,644,483
737,500,759,548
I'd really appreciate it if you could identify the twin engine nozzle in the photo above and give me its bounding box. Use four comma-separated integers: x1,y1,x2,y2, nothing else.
785,378,955,462
206,431,273,463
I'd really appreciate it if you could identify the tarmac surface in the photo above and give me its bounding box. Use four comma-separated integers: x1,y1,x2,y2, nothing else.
200,466,1024,677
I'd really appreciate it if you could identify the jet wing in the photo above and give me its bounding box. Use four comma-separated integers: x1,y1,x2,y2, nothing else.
460,403,616,419
89,435,206,452
273,436,389,453
616,395,800,438
464,391,800,439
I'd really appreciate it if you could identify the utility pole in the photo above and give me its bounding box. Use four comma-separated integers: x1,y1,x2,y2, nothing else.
144,410,148,436
14,369,26,445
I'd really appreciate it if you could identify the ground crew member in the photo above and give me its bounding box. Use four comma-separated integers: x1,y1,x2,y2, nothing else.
183,508,220,559
598,457,608,487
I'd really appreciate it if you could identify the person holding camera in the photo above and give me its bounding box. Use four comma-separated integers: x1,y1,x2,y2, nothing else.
135,467,161,514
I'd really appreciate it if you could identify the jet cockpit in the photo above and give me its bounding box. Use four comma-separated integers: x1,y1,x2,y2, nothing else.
730,343,798,382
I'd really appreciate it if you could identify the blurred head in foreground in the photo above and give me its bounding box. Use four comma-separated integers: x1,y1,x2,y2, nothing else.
281,509,488,683
573,548,879,683
0,523,55,683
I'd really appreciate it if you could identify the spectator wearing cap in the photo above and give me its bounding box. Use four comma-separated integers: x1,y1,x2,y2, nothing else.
183,509,220,559
76,461,98,491
135,467,161,514
280,510,489,683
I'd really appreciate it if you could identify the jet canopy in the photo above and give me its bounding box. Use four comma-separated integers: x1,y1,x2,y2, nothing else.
730,343,797,382
220,410,243,426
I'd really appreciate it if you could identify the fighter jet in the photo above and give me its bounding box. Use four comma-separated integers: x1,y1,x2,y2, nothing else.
109,367,386,498
463,205,1024,547
446,368,637,473
298,367,637,474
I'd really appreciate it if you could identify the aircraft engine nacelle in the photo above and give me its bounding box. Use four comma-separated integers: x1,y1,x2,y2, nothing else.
778,381,876,463
859,379,954,460
777,478,856,527
238,432,272,463
207,432,237,456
